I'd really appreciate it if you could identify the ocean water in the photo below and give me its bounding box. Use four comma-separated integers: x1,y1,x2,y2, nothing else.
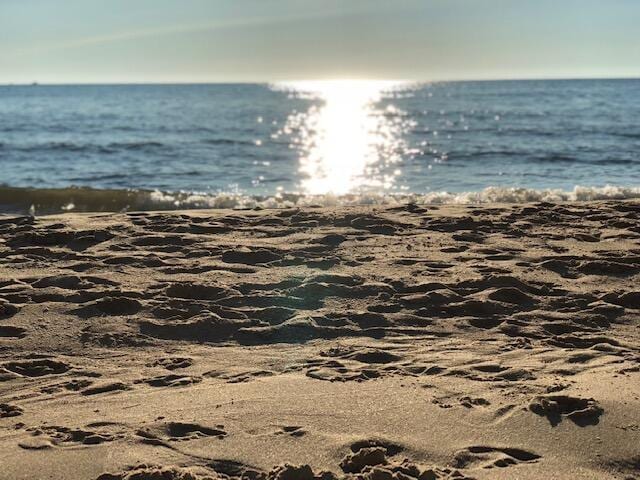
1,79,639,212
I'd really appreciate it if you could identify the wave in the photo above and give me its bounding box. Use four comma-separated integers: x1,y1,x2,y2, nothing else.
411,185,640,204
201,138,256,146
0,139,258,154
108,141,165,151
1,184,640,215
612,131,640,139
1,141,169,154
435,151,637,166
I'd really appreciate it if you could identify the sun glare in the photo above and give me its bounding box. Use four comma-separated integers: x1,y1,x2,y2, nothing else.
276,80,410,195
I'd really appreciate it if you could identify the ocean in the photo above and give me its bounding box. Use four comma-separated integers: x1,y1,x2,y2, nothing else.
1,79,639,213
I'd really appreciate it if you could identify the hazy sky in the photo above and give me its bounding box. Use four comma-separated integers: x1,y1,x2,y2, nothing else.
1,0,639,83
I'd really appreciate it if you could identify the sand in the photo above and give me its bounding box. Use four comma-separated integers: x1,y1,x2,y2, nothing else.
0,200,639,480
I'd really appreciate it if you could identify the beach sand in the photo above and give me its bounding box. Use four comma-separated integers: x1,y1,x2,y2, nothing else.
0,201,639,479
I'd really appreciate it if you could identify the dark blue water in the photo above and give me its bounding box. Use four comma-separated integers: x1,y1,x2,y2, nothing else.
1,80,639,211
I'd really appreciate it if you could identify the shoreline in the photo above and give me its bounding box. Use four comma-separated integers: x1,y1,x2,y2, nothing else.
1,199,639,479
2,184,640,216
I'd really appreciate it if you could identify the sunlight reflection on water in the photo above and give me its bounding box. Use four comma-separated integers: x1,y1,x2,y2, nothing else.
274,80,412,195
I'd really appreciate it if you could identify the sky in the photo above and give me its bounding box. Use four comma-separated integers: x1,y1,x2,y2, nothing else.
1,0,639,84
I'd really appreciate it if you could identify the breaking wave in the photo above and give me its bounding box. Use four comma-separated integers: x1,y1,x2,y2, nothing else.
1,184,640,215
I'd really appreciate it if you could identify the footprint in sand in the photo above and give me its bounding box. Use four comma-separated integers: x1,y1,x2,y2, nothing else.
3,358,70,377
20,425,122,450
453,445,541,470
138,374,203,388
41,378,93,394
339,440,472,479
147,357,194,370
81,381,130,396
0,301,20,319
72,297,142,317
95,463,254,480
0,403,23,418
529,395,604,426
221,248,282,265
0,325,27,338
204,369,274,383
275,426,306,437
136,421,227,446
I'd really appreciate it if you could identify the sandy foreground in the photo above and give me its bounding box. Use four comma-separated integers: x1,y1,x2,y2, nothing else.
0,201,639,480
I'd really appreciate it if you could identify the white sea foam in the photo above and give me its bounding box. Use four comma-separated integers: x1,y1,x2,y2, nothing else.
3,184,639,215
147,184,640,210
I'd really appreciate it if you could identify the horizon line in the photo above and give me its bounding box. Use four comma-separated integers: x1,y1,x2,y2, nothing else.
2,74,640,87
